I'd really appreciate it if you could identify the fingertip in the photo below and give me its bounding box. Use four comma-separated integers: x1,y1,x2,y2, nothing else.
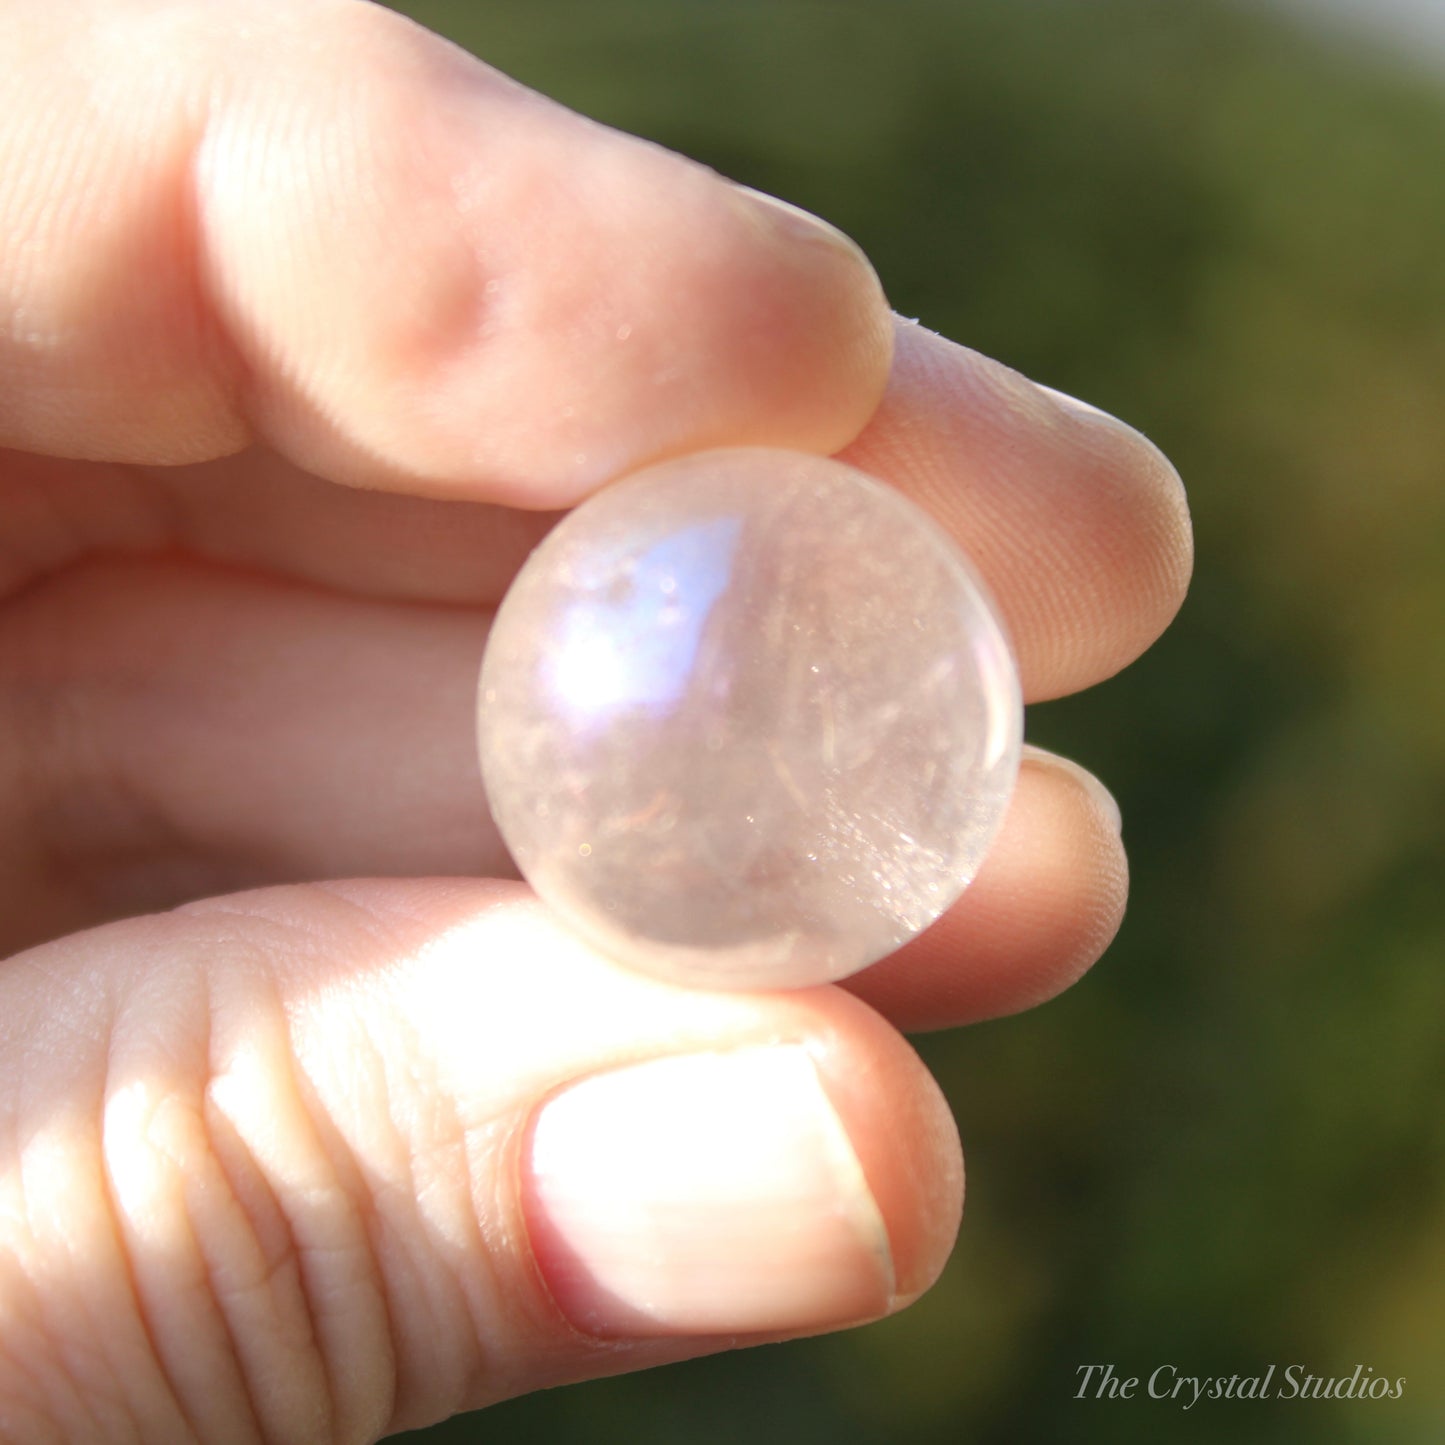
509,962,963,1339
838,322,1194,699
1030,385,1195,696
805,990,964,1306
420,170,895,510
522,1044,897,1338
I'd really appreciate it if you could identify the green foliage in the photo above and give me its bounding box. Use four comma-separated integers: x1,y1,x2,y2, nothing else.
386,1,1445,1440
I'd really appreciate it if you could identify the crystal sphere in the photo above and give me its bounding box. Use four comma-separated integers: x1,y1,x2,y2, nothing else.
478,448,1021,989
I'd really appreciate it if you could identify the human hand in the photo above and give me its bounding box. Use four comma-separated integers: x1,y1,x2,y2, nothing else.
0,1,1192,1439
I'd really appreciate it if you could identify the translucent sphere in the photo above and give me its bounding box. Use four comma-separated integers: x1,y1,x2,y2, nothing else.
478,448,1021,989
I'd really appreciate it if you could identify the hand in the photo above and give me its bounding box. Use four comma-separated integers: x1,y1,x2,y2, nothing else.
0,1,1192,1439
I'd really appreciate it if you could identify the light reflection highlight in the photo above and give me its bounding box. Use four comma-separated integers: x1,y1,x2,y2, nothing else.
545,515,743,718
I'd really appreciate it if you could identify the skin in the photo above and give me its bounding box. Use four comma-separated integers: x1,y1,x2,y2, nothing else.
0,1,1193,1440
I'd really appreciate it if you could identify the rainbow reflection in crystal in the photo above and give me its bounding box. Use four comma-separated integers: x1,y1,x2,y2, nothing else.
478,448,1022,989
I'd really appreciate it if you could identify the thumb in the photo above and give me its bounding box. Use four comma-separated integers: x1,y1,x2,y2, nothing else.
0,879,961,1441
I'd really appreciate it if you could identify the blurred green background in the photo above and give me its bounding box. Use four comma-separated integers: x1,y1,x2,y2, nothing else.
385,1,1445,1440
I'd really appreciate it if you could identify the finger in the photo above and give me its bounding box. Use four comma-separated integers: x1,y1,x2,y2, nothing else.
0,878,960,1438
844,747,1129,1031
5,559,1126,1033
0,0,891,503
0,557,506,956
0,445,561,610
2,318,1189,699
837,319,1194,699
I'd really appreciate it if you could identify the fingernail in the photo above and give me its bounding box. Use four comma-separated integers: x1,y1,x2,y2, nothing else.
1035,383,1116,423
732,184,870,263
1021,744,1123,836
1035,383,1175,466
524,1046,894,1337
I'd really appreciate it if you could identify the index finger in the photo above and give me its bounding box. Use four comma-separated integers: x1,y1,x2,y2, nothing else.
0,0,891,505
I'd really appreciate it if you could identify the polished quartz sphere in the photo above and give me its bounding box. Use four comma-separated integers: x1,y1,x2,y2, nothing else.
478,448,1021,989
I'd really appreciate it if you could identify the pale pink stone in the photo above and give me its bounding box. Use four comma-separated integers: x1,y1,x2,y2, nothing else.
478,448,1021,989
